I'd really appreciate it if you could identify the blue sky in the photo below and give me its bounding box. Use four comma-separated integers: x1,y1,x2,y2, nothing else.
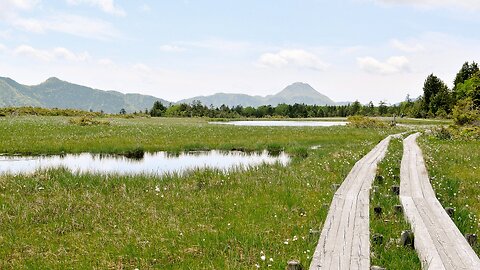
1,0,479,103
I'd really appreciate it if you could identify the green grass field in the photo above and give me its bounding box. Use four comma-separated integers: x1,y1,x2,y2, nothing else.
0,116,396,269
420,136,480,255
0,116,380,155
370,135,421,269
0,116,476,269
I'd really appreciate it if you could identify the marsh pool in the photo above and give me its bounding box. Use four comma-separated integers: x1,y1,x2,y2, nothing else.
0,150,290,176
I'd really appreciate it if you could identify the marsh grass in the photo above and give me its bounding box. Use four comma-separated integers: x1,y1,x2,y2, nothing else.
69,116,111,126
0,116,392,155
0,116,401,269
370,137,421,269
420,136,480,255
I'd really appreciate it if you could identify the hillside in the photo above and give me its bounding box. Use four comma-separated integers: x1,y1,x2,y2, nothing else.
0,77,169,113
1,78,339,112
178,82,337,107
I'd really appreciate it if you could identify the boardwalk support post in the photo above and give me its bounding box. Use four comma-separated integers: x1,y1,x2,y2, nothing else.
374,175,384,185
445,207,454,218
373,233,384,245
465,234,477,247
400,230,414,248
286,260,303,270
391,185,400,195
394,204,403,214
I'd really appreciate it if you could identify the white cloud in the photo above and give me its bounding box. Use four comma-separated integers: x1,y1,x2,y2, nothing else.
0,1,120,39
11,14,120,40
66,0,126,16
372,0,480,10
0,43,7,52
133,63,152,73
14,45,52,61
0,0,38,21
258,49,328,71
0,29,12,39
13,45,91,62
53,47,90,61
0,0,39,12
159,45,186,53
98,58,114,66
390,39,425,53
357,56,410,75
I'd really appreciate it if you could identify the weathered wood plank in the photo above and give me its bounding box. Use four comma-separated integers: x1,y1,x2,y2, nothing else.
310,135,393,270
400,133,480,270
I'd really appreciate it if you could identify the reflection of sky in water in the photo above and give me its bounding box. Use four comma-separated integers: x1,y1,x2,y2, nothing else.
0,151,290,176
210,121,347,127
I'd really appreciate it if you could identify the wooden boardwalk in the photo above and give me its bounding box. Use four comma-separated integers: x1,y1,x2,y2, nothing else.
400,133,480,269
310,135,394,270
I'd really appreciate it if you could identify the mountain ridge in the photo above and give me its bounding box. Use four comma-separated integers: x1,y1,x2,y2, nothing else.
1,77,342,113
178,82,337,107
0,76,169,113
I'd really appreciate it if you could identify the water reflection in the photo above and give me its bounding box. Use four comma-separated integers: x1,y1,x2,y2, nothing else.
0,150,290,176
210,121,347,127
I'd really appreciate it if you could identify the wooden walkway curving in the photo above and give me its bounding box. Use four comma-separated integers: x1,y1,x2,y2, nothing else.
400,133,480,269
310,135,394,270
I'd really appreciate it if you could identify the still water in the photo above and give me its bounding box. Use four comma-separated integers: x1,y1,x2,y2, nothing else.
0,150,290,176
210,121,347,127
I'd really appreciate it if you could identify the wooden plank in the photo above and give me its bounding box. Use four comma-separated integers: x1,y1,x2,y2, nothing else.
400,133,480,270
310,135,393,270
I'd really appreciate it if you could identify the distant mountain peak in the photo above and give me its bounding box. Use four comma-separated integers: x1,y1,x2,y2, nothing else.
44,77,63,84
274,82,333,102
291,82,310,86
278,82,317,95
47,77,60,81
178,82,337,107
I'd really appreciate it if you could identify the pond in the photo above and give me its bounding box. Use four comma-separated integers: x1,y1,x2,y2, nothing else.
0,150,290,176
210,121,348,127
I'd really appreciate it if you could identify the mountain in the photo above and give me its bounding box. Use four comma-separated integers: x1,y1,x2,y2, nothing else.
265,82,335,106
0,77,169,113
178,93,265,108
1,77,339,112
178,82,336,107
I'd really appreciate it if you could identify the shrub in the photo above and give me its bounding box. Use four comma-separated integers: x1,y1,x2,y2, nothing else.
266,143,283,156
69,116,110,126
452,98,480,126
290,146,309,159
347,116,387,128
122,147,145,160
432,126,452,140
0,106,102,117
432,125,480,141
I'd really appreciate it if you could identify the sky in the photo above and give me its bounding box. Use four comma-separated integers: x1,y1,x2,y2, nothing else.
0,0,479,104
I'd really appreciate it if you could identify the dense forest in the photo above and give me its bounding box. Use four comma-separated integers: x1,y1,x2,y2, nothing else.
149,61,480,125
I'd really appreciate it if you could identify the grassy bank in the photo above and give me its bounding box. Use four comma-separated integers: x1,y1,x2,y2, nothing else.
420,136,480,255
1,116,389,155
0,116,398,269
370,136,421,269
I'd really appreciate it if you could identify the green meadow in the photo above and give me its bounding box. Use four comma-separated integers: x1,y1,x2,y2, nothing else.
369,135,421,269
0,116,477,269
0,116,391,269
420,136,480,255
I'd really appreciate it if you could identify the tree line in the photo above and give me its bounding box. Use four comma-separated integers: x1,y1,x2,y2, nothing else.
149,100,399,119
149,61,480,123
